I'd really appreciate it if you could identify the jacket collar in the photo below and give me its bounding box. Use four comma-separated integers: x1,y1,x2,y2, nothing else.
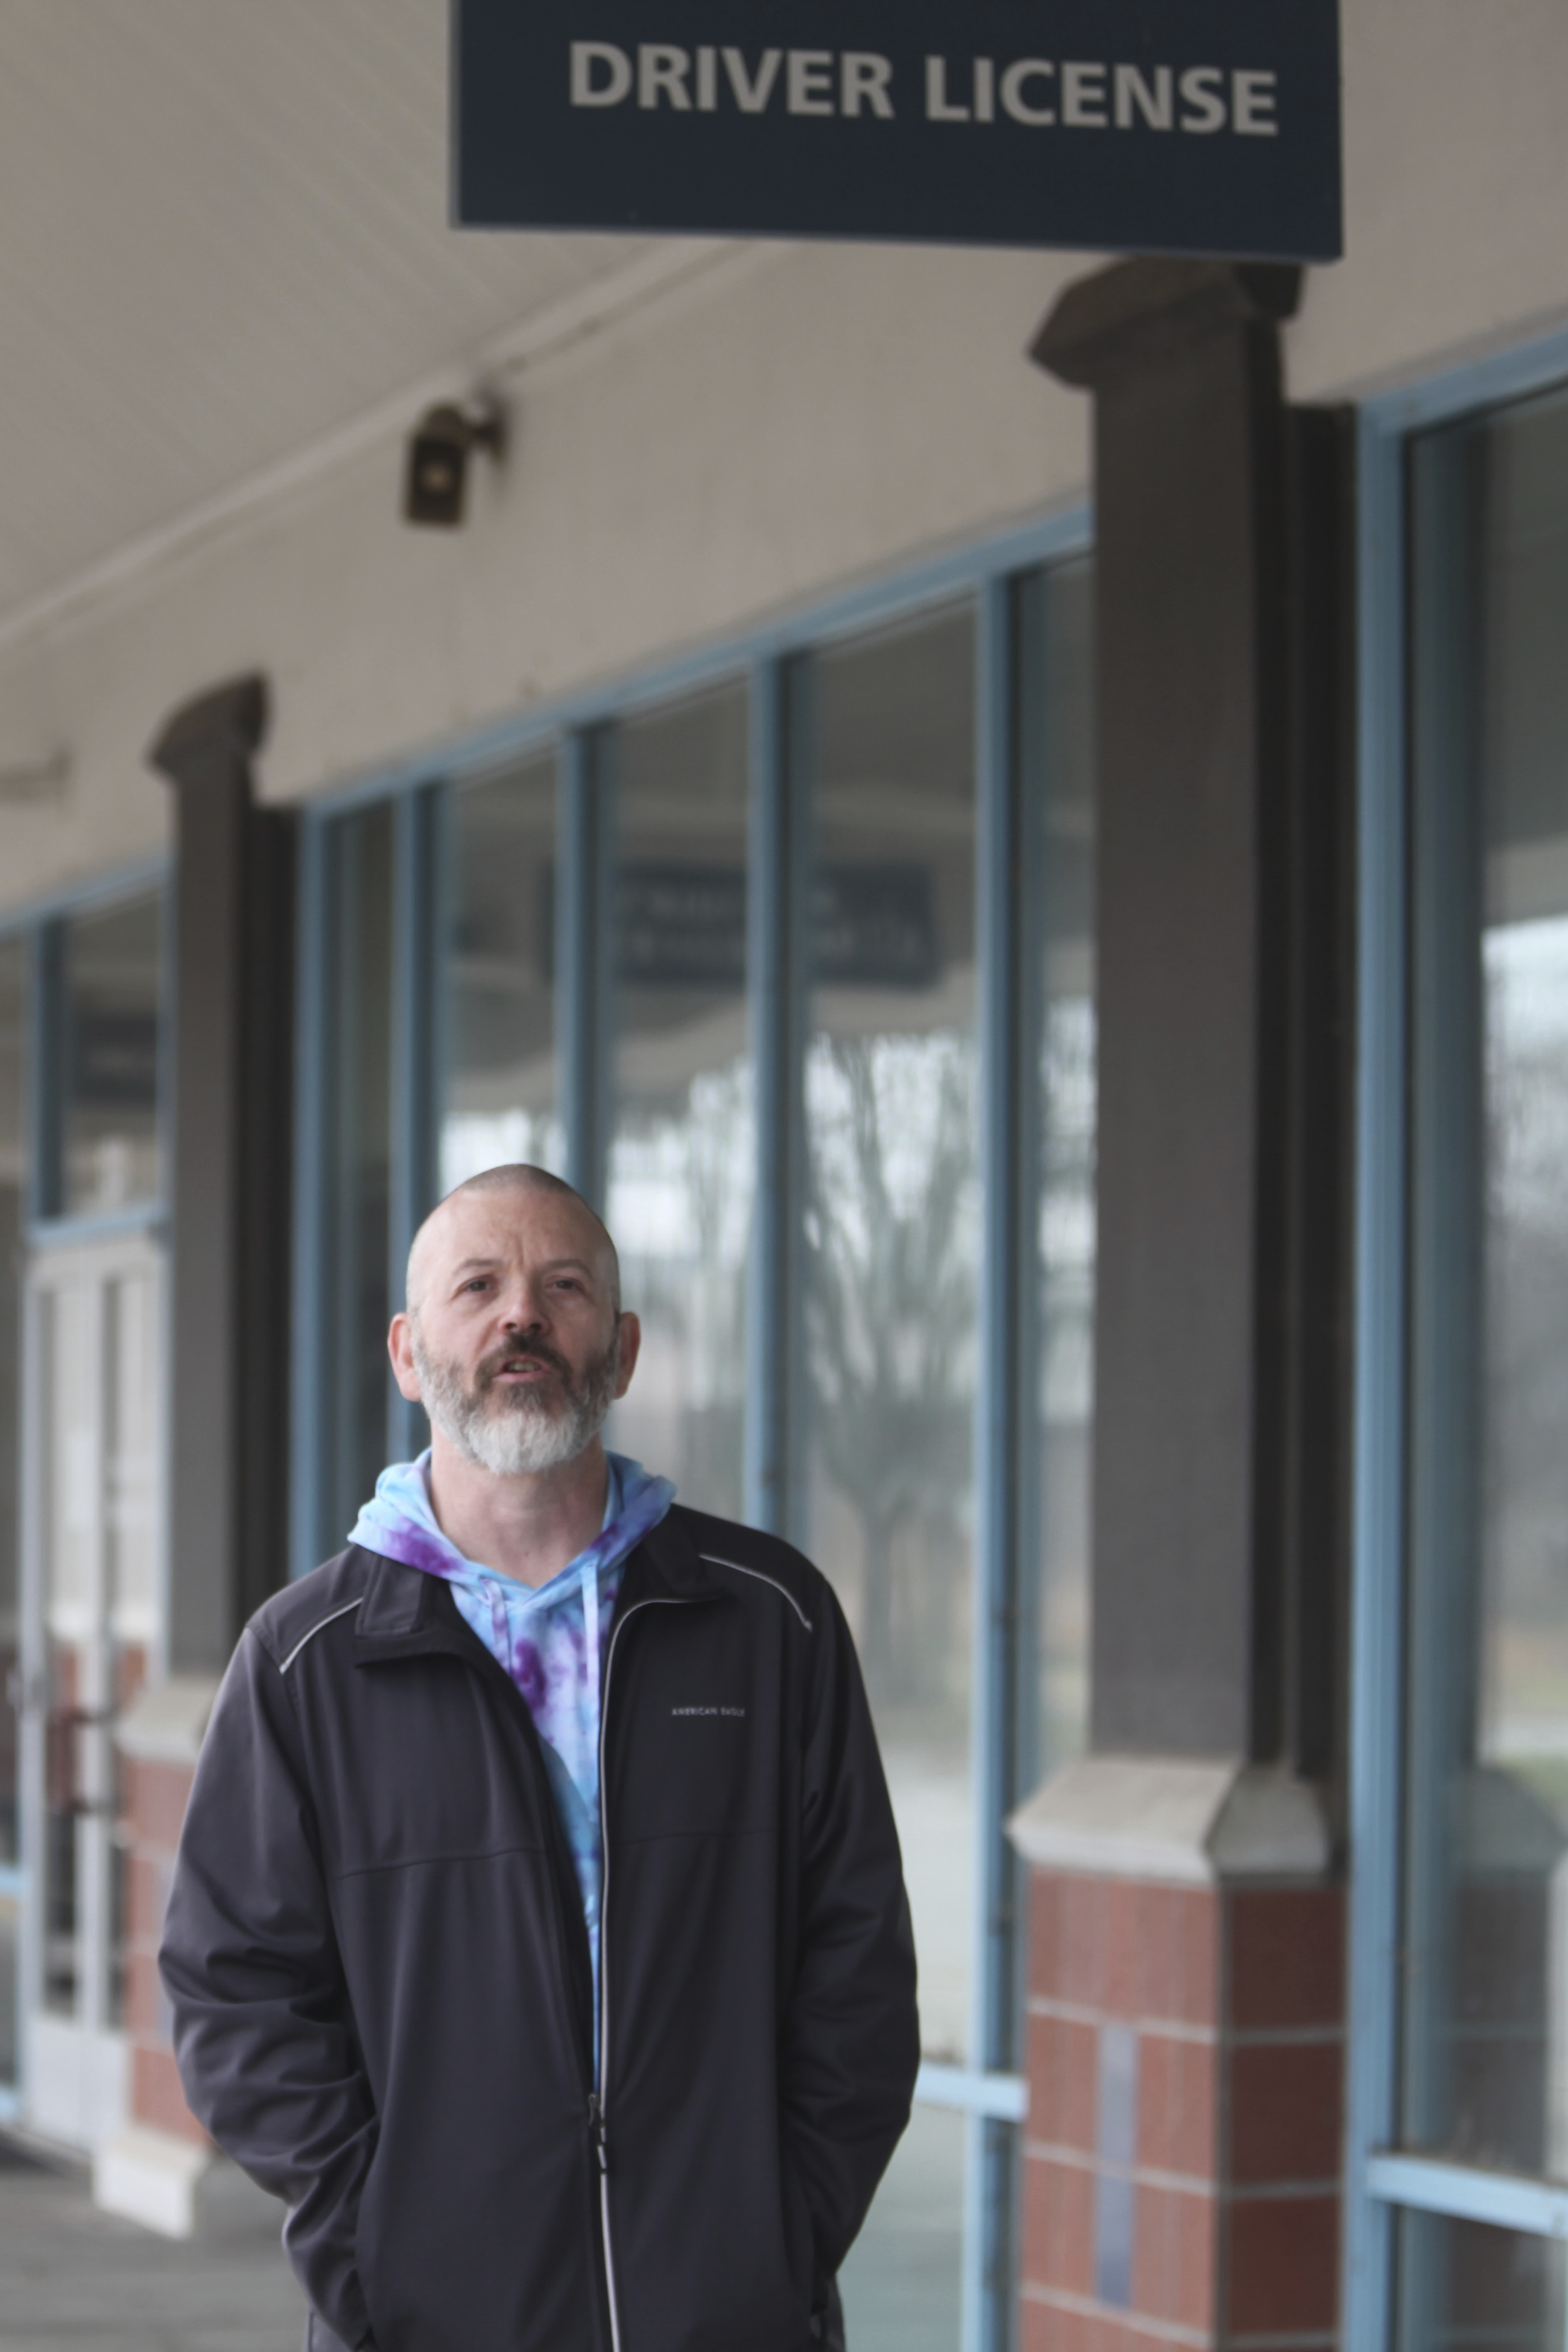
349,1503,723,1667
352,1547,475,1665
616,1504,723,1608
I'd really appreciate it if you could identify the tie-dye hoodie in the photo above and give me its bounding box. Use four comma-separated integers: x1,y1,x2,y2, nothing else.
348,1448,675,2039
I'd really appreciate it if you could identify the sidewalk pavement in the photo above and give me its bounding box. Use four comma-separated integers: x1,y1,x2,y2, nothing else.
0,2137,306,2352
0,2113,956,2352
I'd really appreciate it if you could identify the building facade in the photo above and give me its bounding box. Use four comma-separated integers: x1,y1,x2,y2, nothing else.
1,6,1568,2349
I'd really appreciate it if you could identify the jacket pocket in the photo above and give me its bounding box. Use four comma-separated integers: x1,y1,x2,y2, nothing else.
779,2147,821,2336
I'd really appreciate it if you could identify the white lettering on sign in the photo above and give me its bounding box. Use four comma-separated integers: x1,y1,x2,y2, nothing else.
925,54,969,122
927,57,1003,122
1061,61,1108,127
723,46,781,111
1179,67,1226,132
1115,63,1172,130
1232,70,1278,134
1001,59,1055,126
787,50,835,115
570,40,631,106
841,52,895,118
640,45,691,109
565,43,1283,139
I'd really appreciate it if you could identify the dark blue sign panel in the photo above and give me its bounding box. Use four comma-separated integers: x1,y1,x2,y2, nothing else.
455,0,1341,262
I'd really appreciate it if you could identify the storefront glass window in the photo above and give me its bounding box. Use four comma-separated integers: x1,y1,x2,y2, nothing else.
60,892,161,1218
293,534,1095,2347
841,2105,967,2351
1401,382,1568,2346
319,803,396,1550
442,751,562,1191
104,1252,160,2025
804,601,980,2061
1396,2212,1565,2352
1028,557,1096,1778
0,937,24,2089
606,685,751,1518
803,603,978,2339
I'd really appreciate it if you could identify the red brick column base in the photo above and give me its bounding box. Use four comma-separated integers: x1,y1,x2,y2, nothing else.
121,1750,208,2147
1009,1759,1344,2352
94,1676,219,2235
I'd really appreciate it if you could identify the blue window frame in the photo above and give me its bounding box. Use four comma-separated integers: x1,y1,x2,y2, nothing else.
1348,330,1568,2352
291,513,1093,2352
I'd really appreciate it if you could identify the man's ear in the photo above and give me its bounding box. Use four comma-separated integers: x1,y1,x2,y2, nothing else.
388,1312,423,1403
612,1310,641,1399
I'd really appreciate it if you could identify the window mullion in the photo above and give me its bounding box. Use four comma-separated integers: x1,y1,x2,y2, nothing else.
558,727,615,1214
744,655,808,1542
288,817,330,1579
963,573,1032,2352
28,918,63,1226
386,780,444,1463
1341,405,1412,2352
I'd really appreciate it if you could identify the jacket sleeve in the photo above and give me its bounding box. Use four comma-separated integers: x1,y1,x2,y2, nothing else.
159,1627,378,2352
780,1577,921,2283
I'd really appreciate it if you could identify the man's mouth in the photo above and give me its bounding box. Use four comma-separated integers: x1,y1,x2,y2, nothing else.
481,1348,568,1390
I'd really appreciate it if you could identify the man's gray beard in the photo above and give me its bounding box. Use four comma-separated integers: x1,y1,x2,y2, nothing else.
411,1324,619,1476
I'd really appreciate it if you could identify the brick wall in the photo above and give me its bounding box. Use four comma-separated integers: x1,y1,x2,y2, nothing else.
111,1675,220,2162
1020,1871,1345,2352
120,1751,207,2148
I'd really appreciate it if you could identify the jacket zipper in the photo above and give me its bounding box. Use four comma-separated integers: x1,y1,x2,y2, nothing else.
593,1594,697,2352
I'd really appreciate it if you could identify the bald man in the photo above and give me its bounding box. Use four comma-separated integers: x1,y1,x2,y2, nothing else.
161,1166,918,2352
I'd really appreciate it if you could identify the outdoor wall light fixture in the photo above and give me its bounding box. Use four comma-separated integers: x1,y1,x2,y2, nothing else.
402,398,506,527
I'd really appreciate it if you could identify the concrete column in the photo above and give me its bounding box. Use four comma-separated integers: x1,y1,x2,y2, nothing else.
99,678,295,2221
1035,259,1305,1758
148,675,294,1669
1010,261,1358,2352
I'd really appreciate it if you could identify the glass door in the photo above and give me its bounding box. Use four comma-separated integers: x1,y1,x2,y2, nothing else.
20,1231,163,2148
0,937,25,2115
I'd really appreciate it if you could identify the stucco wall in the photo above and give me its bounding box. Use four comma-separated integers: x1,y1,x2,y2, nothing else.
0,237,1094,917
1288,0,1568,403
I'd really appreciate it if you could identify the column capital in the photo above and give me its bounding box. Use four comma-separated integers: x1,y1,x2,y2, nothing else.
1030,258,1302,391
147,672,268,797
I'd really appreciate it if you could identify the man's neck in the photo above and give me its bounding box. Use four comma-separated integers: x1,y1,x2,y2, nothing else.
426,1434,611,1589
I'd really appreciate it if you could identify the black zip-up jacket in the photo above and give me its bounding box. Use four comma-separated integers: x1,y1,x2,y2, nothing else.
160,1504,919,2352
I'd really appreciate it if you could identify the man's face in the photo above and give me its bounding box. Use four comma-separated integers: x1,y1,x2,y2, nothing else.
389,1185,638,1477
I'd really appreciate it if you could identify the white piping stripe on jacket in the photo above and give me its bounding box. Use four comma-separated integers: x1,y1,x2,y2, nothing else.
697,1555,814,1633
277,1597,364,1675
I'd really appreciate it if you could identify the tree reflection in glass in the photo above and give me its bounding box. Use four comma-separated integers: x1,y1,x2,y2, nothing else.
804,1030,977,1710
607,684,752,1522
802,603,978,2071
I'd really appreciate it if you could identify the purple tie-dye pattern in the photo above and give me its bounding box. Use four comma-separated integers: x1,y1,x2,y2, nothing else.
347,1447,674,2045
510,1635,548,1714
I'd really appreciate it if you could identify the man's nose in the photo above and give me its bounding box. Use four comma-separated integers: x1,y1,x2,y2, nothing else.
497,1283,546,1332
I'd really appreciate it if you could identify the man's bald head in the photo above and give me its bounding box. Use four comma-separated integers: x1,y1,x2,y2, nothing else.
405,1165,621,1318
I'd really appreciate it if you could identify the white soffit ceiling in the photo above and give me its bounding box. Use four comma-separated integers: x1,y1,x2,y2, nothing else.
0,0,666,628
